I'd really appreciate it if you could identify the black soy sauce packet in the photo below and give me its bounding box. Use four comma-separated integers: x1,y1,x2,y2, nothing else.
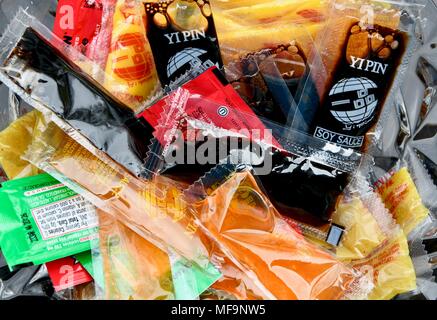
144,0,223,86
310,23,407,150
3,27,154,177
257,150,350,228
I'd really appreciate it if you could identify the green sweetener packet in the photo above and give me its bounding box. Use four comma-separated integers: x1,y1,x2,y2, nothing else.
0,173,98,270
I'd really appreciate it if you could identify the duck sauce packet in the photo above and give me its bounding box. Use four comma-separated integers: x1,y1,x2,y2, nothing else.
331,182,417,300
183,165,373,300
0,110,42,180
143,0,223,86
0,12,154,178
0,173,98,270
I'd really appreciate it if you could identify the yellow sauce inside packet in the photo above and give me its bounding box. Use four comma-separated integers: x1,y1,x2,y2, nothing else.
0,111,42,179
332,195,417,300
377,168,429,235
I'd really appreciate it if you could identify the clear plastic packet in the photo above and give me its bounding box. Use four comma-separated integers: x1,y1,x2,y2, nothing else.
87,0,117,69
143,0,223,87
144,87,363,245
211,0,327,39
292,0,426,152
93,210,175,300
221,23,320,126
0,9,154,178
331,175,417,300
375,166,430,236
183,165,373,300
22,119,214,270
93,209,221,300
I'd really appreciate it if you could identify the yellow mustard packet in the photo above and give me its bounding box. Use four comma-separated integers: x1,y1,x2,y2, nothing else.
332,197,386,262
332,195,416,300
377,167,429,235
352,232,416,300
0,111,42,179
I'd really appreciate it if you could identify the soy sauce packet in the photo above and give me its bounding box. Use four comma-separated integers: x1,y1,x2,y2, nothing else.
292,0,426,151
143,0,223,86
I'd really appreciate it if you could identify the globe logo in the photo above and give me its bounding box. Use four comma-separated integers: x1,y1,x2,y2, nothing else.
328,77,378,126
167,47,207,77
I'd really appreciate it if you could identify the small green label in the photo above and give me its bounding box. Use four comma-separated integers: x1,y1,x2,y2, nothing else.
0,173,98,269
169,250,222,300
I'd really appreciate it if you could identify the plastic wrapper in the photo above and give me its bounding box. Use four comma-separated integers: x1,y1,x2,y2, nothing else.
292,0,426,152
0,9,154,178
0,173,98,269
222,24,317,126
375,166,430,235
94,210,175,300
22,117,224,284
143,0,223,86
93,210,221,300
86,0,116,69
331,175,417,300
